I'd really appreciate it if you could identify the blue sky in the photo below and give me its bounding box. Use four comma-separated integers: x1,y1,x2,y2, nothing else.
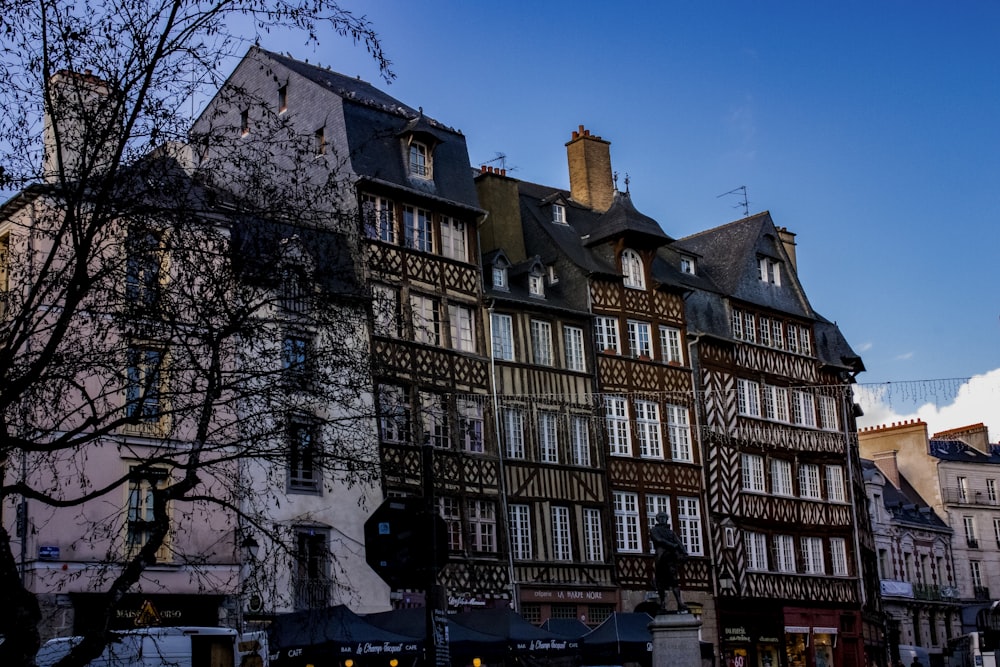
250,1,1000,434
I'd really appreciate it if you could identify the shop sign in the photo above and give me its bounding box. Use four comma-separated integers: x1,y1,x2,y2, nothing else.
723,626,751,643
524,589,613,602
448,595,488,608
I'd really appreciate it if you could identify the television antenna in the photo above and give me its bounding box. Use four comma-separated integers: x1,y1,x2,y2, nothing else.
717,186,749,218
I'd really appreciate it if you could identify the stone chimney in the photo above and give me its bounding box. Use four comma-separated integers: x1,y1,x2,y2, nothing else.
566,125,613,213
776,226,797,273
43,69,114,183
932,423,991,454
475,165,526,261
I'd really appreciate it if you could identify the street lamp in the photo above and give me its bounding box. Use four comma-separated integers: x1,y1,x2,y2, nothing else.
241,534,260,561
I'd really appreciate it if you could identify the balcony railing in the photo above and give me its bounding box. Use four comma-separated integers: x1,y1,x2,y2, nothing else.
943,487,1000,506
968,538,980,549
974,586,991,601
294,579,330,610
913,583,959,600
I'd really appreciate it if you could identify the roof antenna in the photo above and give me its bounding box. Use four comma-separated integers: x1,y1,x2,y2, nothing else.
481,152,510,171
613,171,619,192
624,173,630,194
717,185,749,218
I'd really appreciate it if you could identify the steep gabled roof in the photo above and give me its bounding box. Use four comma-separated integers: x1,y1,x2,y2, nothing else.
578,190,672,247
929,439,1000,464
674,211,813,319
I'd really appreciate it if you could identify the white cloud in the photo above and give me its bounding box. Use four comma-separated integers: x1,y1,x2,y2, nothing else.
894,352,914,361
856,369,1000,440
856,341,873,353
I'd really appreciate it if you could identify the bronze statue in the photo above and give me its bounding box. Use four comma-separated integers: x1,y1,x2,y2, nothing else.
650,512,688,612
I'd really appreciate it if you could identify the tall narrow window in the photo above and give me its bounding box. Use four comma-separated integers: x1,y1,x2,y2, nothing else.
964,516,978,547
457,398,483,453
605,396,631,456
552,204,566,224
126,346,164,422
491,313,514,361
372,284,401,337
595,316,620,354
448,304,476,352
741,453,765,492
621,249,645,289
440,217,468,261
774,535,796,573
635,400,663,458
745,531,769,571
361,193,395,243
659,326,683,364
278,85,288,113
293,529,329,610
503,408,525,459
492,264,508,290
830,538,849,576
771,459,794,496
403,206,433,252
666,404,692,462
529,274,545,297
126,467,170,563
421,392,449,448
410,294,440,345
440,497,463,551
645,494,672,547
677,497,703,556
551,507,572,560
958,476,969,503
508,504,532,560
818,395,839,431
989,479,998,504
539,411,559,463
240,109,250,136
288,419,319,492
792,391,816,427
125,228,164,309
378,384,410,444
825,465,846,502
801,537,825,574
314,127,326,155
530,320,553,366
408,141,430,178
737,379,761,417
570,416,591,466
583,508,604,561
799,464,821,499
563,326,586,372
468,500,496,552
627,320,653,358
612,491,641,553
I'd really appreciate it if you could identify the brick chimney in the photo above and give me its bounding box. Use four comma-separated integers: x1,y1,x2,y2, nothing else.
871,450,901,489
566,125,614,213
43,69,114,183
932,423,991,454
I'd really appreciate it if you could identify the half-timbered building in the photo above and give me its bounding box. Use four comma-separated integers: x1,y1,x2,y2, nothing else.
674,212,880,667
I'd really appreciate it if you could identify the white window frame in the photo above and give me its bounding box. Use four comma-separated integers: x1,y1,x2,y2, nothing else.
771,459,794,496
613,491,641,553
743,311,757,343
659,326,683,364
595,316,620,354
408,140,431,178
758,257,781,285
732,308,744,339
440,216,468,262
570,416,591,466
964,515,977,543
741,453,765,493
677,497,703,556
529,274,545,298
799,463,821,499
635,400,663,459
792,390,816,428
801,536,825,574
457,398,484,453
530,319,554,366
410,293,440,345
825,465,846,503
361,193,395,243
492,265,508,290
679,255,695,274
645,495,672,553
372,284,400,338
503,407,525,459
552,203,566,224
403,205,433,252
605,396,631,456
759,316,771,347
468,499,496,552
666,404,692,462
989,479,998,504
563,325,586,372
552,506,572,561
440,496,463,551
737,379,761,417
420,391,449,449
539,411,559,464
448,303,475,352
491,313,514,361
830,537,849,576
583,508,604,561
621,249,645,289
627,320,653,359
774,534,796,573
378,384,410,444
745,531,769,571
508,504,532,560
818,395,839,431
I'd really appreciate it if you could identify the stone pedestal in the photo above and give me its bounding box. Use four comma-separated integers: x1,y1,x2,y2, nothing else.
649,612,703,667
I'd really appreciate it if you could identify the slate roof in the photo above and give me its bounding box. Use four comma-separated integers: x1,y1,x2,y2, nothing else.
929,439,1000,464
578,190,673,247
861,460,950,530
256,48,480,211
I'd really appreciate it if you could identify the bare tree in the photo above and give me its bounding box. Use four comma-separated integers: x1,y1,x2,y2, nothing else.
0,2,392,666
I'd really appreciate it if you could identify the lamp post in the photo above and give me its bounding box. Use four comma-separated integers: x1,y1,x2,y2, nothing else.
239,533,261,630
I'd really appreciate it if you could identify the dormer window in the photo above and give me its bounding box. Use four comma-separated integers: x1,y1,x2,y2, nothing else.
529,274,545,298
548,265,559,284
492,265,508,290
758,257,781,285
409,140,430,179
680,255,695,275
552,204,566,224
621,249,644,290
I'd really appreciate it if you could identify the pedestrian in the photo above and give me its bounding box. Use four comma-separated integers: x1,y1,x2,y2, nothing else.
910,657,921,667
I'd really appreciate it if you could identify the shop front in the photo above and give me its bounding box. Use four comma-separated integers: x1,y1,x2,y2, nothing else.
516,586,618,626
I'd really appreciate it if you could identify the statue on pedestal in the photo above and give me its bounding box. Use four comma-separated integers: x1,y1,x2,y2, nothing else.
650,512,688,613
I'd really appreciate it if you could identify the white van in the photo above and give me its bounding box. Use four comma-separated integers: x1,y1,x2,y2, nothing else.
35,626,267,667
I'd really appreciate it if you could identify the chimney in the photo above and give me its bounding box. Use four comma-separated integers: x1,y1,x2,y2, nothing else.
872,450,901,489
566,125,614,212
43,69,115,183
776,226,797,272
932,423,991,454
475,166,526,261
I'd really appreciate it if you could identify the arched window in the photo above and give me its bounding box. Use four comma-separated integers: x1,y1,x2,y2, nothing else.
621,249,644,289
